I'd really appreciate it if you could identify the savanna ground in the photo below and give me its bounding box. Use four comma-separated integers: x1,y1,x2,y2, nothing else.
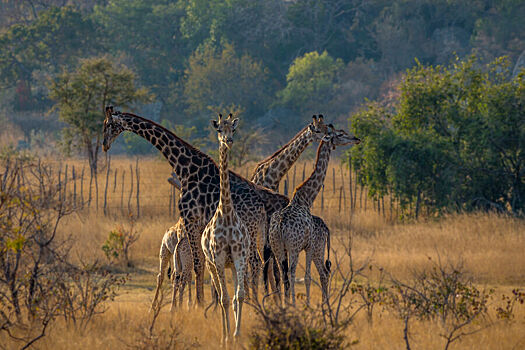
4,157,525,349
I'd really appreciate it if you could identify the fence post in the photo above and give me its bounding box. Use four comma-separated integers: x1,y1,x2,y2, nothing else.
58,166,62,203
113,167,118,193
340,166,346,210
135,158,140,218
338,186,343,213
128,164,133,214
80,167,85,209
94,165,99,213
104,156,110,216
72,165,76,207
283,179,288,197
302,162,306,182
332,167,336,195
64,164,68,203
348,156,353,210
120,169,125,214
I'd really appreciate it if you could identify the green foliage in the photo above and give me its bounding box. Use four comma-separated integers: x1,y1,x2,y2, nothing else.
102,218,140,267
48,56,151,172
183,42,271,125
92,0,185,103
350,56,525,216
277,51,344,114
102,229,125,261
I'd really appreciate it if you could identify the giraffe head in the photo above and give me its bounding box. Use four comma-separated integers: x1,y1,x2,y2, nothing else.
326,124,361,149
309,114,330,141
102,106,124,152
211,113,239,149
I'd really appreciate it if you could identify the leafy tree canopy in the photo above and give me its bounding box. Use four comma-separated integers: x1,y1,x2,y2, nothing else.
350,56,525,216
182,42,271,127
277,51,344,114
48,56,152,173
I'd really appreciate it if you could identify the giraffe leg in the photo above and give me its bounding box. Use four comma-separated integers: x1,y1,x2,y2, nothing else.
215,262,230,344
313,255,330,305
248,248,261,303
304,249,313,306
186,222,205,306
289,252,299,306
151,244,171,311
232,250,246,339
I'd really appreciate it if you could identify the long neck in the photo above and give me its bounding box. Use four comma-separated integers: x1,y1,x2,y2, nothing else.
117,113,214,186
291,141,331,208
218,141,233,213
251,126,314,191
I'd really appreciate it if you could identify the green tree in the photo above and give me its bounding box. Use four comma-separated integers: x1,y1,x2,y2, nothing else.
0,6,100,109
93,0,186,106
183,42,271,125
277,51,344,114
350,56,525,216
48,56,151,174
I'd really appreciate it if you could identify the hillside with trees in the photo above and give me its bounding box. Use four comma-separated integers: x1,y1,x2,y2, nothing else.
0,0,524,215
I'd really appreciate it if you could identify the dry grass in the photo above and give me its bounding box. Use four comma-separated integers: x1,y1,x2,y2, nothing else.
3,157,525,349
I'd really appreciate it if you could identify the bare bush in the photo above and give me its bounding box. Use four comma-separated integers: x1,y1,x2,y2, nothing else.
126,289,199,350
0,154,126,348
248,299,346,350
385,258,493,350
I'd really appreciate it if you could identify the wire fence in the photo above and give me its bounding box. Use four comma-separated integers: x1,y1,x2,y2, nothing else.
43,157,396,219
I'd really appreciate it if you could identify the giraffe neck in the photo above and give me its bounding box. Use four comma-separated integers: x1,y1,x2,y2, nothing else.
251,125,314,191
218,141,233,214
116,113,213,186
291,141,331,208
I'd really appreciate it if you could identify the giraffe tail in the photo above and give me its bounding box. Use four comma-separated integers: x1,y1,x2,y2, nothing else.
325,226,331,273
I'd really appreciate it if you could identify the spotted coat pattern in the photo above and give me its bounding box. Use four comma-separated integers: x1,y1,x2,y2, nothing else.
103,107,288,306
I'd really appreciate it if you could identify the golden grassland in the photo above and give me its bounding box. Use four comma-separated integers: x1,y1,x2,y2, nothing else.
3,157,525,349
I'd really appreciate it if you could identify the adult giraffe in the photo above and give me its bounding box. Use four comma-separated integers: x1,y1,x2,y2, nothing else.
249,115,337,293
102,107,289,305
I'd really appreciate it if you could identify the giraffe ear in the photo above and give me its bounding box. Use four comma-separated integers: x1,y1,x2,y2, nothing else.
231,118,239,130
211,119,219,130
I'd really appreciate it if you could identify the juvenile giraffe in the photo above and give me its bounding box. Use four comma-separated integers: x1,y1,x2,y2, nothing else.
269,125,360,305
249,115,336,295
151,217,193,311
202,114,249,343
103,107,288,305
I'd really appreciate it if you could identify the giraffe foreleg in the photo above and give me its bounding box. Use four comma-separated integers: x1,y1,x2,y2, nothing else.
151,244,171,311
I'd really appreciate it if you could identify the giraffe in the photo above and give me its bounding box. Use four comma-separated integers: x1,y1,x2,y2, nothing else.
202,113,249,343
249,115,336,295
102,107,288,305
250,115,329,189
269,125,360,306
150,217,193,312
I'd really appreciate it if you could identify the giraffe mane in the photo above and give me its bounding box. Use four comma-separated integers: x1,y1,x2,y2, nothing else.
291,141,327,198
116,111,288,201
119,112,216,164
